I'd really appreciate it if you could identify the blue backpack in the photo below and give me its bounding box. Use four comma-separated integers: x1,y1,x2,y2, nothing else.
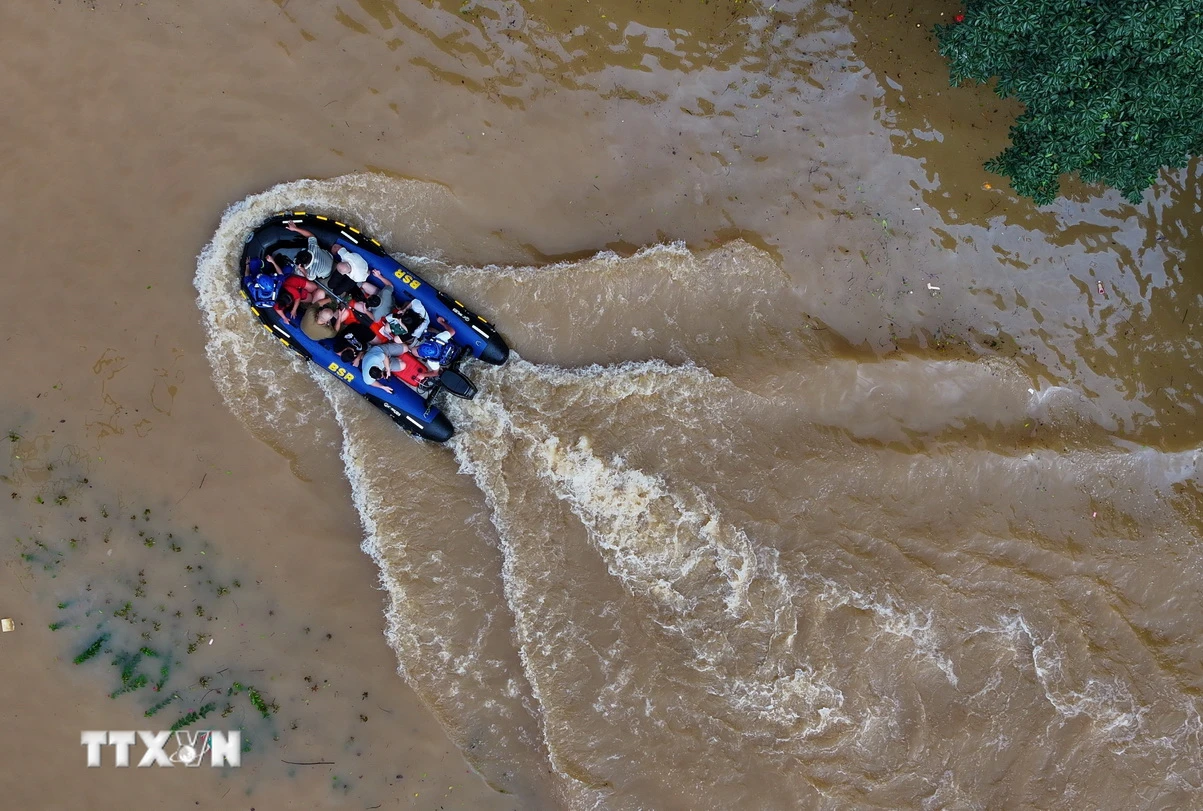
248,272,283,308
415,337,454,366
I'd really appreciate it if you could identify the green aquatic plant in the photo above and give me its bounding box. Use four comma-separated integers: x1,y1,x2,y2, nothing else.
74,633,110,665
144,693,180,718
230,681,276,718
110,674,149,698
248,688,273,718
9,459,289,764
936,0,1203,204
169,702,218,732
114,648,147,687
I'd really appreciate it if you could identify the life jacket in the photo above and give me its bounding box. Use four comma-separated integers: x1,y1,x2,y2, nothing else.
248,272,283,308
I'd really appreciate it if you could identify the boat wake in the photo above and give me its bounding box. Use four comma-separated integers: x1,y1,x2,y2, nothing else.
198,176,1203,809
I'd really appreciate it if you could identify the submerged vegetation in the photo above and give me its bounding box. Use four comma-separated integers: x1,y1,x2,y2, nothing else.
2,430,393,800
28,529,275,736
8,458,277,744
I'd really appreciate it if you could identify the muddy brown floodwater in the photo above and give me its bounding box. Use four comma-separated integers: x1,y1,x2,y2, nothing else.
3,0,1202,809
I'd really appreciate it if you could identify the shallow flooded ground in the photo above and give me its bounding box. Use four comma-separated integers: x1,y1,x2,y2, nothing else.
2,0,1202,808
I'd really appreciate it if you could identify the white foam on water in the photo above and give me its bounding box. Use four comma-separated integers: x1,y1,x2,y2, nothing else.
446,357,976,759
436,241,696,280
728,667,848,732
985,613,1143,742
445,359,855,791
315,368,585,806
533,433,757,618
441,361,616,810
816,581,959,687
316,373,430,680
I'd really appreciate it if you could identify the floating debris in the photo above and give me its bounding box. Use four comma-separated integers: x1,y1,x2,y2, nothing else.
1,618,14,632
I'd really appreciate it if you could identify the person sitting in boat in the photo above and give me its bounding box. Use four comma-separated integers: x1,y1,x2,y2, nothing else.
285,221,382,301
333,319,378,366
300,304,339,341
362,342,437,394
285,221,336,283
244,254,292,308
364,287,393,322
329,248,387,302
277,272,327,320
305,297,375,339
370,297,431,345
365,268,394,319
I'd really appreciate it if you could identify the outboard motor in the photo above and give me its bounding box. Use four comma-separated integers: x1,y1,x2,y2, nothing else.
435,369,477,400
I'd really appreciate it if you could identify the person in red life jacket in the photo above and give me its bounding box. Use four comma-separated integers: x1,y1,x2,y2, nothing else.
362,342,437,394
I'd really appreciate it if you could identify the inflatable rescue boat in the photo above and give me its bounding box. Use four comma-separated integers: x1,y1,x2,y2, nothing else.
238,212,508,442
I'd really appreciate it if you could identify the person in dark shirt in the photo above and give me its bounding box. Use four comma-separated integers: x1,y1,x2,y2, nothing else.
333,320,377,366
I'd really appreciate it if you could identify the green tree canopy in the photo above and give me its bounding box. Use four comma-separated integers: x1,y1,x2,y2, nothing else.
935,0,1203,204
